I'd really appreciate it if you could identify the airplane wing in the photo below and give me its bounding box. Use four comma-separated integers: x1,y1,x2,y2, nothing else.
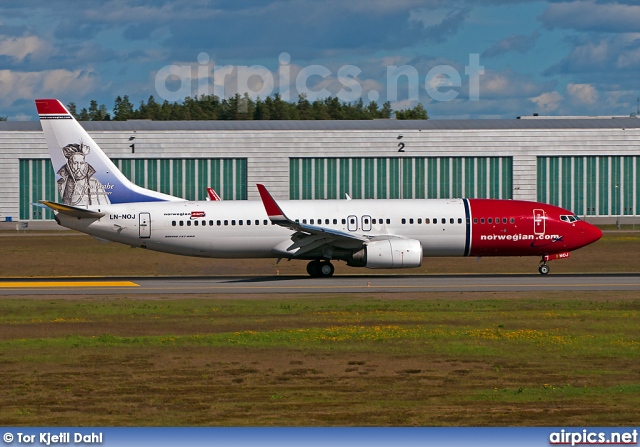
256,184,403,257
39,200,105,219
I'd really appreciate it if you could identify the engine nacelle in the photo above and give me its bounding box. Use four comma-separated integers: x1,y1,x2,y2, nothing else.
351,239,423,269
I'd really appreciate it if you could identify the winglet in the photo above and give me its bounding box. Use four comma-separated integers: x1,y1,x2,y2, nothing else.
206,187,222,201
256,184,289,224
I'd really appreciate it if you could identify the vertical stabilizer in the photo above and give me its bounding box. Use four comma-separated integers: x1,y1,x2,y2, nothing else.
35,99,183,205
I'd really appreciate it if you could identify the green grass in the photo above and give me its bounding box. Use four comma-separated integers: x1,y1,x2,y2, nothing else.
0,292,638,426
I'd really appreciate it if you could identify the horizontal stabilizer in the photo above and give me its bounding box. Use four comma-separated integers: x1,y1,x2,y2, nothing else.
39,200,105,219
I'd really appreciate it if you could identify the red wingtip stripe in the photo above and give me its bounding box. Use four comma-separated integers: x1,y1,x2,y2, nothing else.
35,99,69,115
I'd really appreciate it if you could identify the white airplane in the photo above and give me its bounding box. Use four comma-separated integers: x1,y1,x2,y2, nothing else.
36,99,602,277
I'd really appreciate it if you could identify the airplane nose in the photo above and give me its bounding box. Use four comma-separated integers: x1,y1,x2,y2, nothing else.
582,222,602,245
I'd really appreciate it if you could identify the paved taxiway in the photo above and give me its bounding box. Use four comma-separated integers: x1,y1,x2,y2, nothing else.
0,274,639,296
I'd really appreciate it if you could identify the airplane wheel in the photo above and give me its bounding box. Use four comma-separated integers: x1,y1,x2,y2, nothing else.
306,260,321,277
538,264,550,275
320,261,335,277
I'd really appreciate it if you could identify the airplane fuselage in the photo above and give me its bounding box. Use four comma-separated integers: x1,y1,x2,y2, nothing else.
56,197,602,263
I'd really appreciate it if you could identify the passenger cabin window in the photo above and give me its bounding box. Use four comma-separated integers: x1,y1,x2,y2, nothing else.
172,221,176,226
502,218,507,224
441,218,446,224
450,218,454,224
417,218,422,224
264,220,268,225
402,218,406,224
194,221,198,226
187,221,191,226
473,218,478,224
333,219,338,224
386,219,391,224
458,218,463,224
480,218,485,224
409,218,414,224
425,218,430,224
488,218,493,224
510,218,515,224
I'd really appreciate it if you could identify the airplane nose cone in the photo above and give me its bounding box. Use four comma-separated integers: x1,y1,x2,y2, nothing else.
582,222,602,245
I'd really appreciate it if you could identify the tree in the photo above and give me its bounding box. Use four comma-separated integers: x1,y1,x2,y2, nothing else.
113,95,134,121
395,103,428,120
0,116,6,121
67,102,78,119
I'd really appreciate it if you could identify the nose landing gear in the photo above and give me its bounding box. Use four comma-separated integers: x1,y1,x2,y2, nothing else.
538,260,550,275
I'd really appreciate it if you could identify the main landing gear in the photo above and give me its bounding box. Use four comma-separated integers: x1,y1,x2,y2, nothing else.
306,260,335,278
538,258,550,275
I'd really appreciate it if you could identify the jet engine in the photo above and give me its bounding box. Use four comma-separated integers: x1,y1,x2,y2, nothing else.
350,239,423,269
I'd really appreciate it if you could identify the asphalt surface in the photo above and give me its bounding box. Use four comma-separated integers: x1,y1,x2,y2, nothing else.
0,274,639,296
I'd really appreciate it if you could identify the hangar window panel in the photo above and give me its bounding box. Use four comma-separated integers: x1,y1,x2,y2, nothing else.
185,159,196,200
289,157,512,202
376,158,388,199
427,158,438,199
159,159,171,195
536,157,547,204
197,159,209,201
19,159,31,220
637,157,640,216
364,158,375,199
623,157,634,215
327,158,337,199
598,157,609,216
211,159,221,197
439,158,450,199
339,158,350,199
389,158,400,199
146,159,158,192
538,155,640,216
548,157,560,206
489,157,501,199
134,159,146,188
172,159,184,198
476,157,487,198
414,158,425,199
223,159,234,200
561,157,572,211
289,158,300,200
451,157,463,198
464,157,475,198
314,158,325,199
351,158,362,199
610,156,621,216
586,157,597,215
403,158,413,199
235,159,247,201
573,157,584,215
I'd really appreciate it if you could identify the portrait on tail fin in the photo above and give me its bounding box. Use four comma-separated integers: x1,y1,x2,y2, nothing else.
57,142,111,206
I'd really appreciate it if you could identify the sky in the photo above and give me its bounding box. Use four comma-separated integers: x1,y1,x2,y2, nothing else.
1,0,640,120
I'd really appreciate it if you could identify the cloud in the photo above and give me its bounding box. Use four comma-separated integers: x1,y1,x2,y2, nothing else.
0,68,98,107
482,31,540,58
0,34,51,62
530,91,563,112
545,33,640,75
540,0,640,33
566,83,598,104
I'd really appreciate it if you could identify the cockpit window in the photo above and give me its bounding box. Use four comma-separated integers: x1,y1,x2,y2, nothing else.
560,214,580,223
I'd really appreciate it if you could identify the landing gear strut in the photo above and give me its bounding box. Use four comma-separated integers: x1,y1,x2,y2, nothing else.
538,258,550,275
306,260,335,278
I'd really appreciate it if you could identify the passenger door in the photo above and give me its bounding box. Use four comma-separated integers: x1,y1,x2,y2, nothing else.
139,212,151,238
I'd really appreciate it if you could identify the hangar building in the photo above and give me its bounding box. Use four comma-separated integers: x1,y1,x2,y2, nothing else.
1,117,639,223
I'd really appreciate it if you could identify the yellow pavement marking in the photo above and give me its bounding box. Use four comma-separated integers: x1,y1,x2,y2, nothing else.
0,281,139,288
